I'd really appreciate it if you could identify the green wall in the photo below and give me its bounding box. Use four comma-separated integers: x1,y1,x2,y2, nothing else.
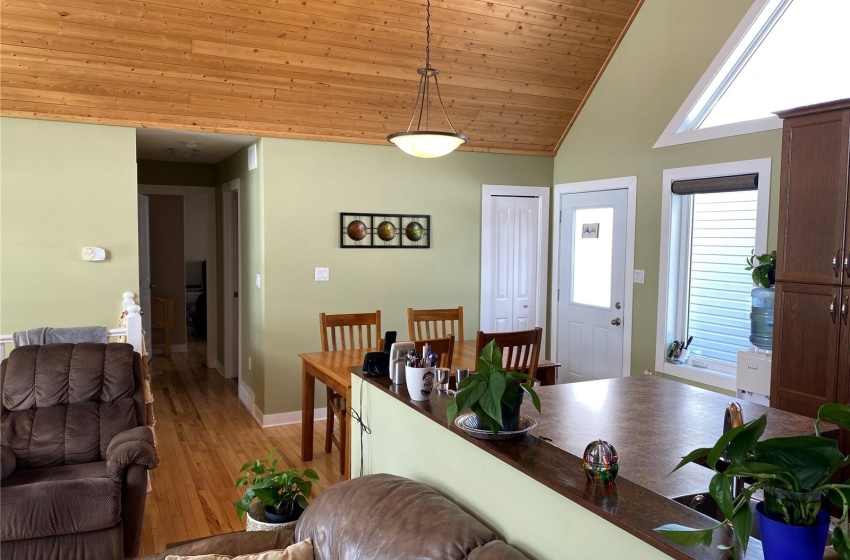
216,143,265,403
553,0,782,380
0,117,139,332
260,139,552,414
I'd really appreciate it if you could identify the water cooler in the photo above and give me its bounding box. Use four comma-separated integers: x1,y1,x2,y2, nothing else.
736,348,771,406
736,286,774,406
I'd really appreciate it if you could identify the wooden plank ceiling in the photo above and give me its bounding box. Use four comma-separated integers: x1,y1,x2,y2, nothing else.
0,0,642,156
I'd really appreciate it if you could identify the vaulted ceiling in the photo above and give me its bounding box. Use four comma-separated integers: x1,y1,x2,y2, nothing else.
0,0,642,156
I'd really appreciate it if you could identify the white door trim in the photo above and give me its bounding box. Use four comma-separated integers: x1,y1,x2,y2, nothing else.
480,185,550,342
138,184,218,368
551,176,637,378
222,180,241,384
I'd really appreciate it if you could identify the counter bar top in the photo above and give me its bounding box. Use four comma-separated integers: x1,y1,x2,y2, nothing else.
358,373,834,560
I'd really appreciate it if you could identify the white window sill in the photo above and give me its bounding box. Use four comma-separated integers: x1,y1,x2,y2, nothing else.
656,361,737,392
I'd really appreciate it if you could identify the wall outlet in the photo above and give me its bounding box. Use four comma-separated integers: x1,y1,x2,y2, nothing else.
255,273,262,288
633,269,645,283
315,267,329,282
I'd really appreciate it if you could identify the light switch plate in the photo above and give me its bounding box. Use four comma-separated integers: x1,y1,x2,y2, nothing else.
255,274,262,288
633,269,645,283
315,267,329,282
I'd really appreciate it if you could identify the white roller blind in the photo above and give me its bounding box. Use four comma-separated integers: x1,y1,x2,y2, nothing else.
682,190,757,365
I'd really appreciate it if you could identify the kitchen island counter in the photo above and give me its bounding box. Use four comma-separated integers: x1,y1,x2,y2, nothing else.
352,373,833,560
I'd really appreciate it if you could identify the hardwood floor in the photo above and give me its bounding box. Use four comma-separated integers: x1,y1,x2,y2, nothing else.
138,342,343,556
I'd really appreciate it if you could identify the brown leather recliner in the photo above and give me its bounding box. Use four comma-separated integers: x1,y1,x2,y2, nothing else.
1,343,158,560
141,474,530,560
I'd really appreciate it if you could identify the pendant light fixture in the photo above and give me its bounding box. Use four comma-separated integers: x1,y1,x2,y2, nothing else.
387,0,468,158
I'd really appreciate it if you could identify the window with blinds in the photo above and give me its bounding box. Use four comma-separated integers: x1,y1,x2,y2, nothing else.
678,190,758,366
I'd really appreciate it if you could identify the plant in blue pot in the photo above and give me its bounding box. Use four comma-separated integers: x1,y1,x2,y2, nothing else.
655,404,850,560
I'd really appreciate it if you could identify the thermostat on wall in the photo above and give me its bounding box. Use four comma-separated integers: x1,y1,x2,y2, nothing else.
82,247,106,261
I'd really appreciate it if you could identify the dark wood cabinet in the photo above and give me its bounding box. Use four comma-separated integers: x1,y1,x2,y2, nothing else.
771,99,850,418
770,282,842,416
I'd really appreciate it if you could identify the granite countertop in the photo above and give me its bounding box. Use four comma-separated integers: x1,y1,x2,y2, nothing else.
359,372,834,560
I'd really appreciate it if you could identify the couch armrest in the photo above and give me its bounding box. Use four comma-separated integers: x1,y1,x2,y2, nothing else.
1,447,15,481
106,426,157,482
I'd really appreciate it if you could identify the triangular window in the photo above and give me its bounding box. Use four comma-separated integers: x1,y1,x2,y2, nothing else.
655,0,850,148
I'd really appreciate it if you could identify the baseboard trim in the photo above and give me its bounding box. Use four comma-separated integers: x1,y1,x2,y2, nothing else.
238,380,253,412
171,343,188,353
262,408,327,428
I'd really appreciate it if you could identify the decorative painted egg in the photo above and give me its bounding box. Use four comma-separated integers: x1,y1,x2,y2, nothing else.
377,221,396,241
405,221,424,241
346,220,367,241
583,439,619,485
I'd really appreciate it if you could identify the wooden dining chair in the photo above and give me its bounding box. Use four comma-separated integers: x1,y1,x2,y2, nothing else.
318,310,381,474
414,335,455,370
407,306,464,341
475,327,543,380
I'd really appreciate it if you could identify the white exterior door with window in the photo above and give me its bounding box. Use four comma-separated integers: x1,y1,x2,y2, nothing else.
557,189,628,382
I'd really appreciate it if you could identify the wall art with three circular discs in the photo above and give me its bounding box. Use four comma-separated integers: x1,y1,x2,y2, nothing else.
340,213,430,248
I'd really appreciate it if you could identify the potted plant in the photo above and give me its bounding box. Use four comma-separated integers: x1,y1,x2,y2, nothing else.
234,448,319,529
745,249,777,287
446,340,541,434
655,403,850,560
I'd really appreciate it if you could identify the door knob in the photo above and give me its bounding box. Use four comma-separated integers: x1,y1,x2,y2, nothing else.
611,318,621,326
615,302,621,309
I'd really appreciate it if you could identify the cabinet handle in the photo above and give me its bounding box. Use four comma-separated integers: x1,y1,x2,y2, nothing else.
843,296,849,323
845,251,850,278
834,249,842,277
830,297,837,322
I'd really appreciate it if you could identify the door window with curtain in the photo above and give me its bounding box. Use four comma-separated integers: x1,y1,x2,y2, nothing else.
656,159,771,389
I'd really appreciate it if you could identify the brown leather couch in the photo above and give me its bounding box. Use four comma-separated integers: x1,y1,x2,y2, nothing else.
141,473,530,559
1,343,158,560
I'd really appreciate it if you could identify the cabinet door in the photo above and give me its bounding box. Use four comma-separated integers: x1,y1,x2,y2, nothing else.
776,109,850,285
770,282,841,418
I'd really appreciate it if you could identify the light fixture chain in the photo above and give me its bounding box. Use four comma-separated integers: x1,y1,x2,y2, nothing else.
425,0,431,70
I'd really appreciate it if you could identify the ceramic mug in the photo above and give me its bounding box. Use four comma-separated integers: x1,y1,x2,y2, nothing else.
406,366,435,401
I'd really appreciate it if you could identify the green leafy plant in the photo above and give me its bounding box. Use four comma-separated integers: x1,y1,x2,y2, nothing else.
446,340,541,434
745,250,777,288
234,448,319,520
655,404,850,559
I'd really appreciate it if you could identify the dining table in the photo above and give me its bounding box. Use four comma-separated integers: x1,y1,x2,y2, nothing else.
298,339,560,478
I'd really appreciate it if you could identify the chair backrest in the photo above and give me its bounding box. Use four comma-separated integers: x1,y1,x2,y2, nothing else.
475,327,542,379
407,306,464,341
1,343,145,469
415,335,455,369
319,311,382,352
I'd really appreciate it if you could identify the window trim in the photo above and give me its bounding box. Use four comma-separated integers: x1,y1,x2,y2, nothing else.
653,0,788,149
655,158,772,391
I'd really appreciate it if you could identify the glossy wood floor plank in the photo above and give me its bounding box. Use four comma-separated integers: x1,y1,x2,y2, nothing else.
138,341,344,556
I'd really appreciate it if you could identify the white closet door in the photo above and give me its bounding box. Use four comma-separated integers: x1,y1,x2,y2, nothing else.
485,196,541,333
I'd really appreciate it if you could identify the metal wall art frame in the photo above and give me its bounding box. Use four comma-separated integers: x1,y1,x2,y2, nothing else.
340,212,431,249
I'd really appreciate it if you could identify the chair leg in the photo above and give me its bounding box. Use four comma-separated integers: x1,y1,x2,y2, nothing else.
325,387,335,453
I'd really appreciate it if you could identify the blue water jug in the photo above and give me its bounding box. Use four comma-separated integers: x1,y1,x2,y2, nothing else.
749,286,774,350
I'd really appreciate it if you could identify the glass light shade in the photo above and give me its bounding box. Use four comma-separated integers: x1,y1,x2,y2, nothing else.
388,131,467,158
